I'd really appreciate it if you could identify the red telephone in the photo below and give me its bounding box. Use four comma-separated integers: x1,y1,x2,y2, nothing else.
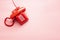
4,0,29,27
4,7,29,27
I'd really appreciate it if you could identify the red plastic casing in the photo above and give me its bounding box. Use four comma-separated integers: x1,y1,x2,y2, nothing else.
16,12,28,25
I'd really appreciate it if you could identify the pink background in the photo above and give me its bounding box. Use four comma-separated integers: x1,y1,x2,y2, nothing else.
0,0,60,40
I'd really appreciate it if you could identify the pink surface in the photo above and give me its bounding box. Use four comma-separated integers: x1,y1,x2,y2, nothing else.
0,0,60,40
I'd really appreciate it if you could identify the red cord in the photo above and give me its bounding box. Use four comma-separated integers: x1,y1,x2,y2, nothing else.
12,0,17,7
4,17,15,27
